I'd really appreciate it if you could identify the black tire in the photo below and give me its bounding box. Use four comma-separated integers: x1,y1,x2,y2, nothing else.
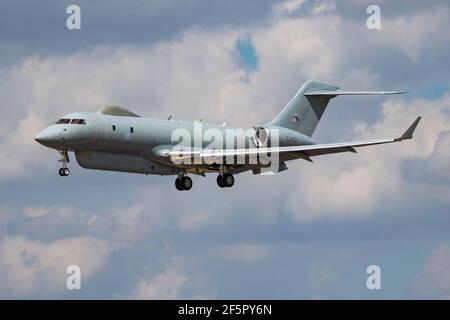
175,178,184,191
64,168,70,176
182,176,192,190
58,168,64,176
216,175,225,188
223,174,234,187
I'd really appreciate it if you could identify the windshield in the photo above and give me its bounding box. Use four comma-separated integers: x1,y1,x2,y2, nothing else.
55,118,71,124
71,119,86,124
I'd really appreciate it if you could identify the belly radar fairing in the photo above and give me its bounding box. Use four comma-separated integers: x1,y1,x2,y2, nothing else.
35,80,421,191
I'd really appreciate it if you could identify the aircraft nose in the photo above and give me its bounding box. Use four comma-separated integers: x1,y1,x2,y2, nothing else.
34,127,62,147
34,132,45,144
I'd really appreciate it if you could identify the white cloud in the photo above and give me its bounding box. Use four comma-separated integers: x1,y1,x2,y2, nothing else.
88,188,213,240
288,94,450,221
177,210,226,232
101,204,162,241
311,0,336,15
381,6,450,61
290,162,394,220
17,205,94,240
13,194,226,244
413,244,450,298
405,130,450,184
134,268,187,300
273,0,337,17
131,256,193,299
22,206,54,218
0,236,110,297
274,0,307,17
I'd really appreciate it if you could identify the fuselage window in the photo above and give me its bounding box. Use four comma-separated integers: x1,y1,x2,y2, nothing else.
112,125,116,131
71,119,86,124
55,118,71,124
130,127,134,133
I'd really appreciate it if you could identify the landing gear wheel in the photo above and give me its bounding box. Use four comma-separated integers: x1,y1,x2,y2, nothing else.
181,176,192,190
223,174,234,187
58,149,70,177
217,175,225,188
175,178,184,191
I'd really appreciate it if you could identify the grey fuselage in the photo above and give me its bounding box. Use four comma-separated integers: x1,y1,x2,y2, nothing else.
35,112,316,176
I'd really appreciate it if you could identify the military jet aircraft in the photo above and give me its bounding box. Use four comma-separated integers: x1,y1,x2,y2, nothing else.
35,80,420,191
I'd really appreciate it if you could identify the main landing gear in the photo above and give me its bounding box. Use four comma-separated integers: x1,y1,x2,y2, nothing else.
174,174,234,190
58,149,70,177
217,174,234,188
175,176,193,191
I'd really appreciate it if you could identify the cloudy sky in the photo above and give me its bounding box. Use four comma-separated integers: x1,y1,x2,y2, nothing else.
0,0,450,299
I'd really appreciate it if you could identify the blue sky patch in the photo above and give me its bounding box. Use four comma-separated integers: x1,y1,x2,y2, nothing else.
411,83,448,100
235,36,258,72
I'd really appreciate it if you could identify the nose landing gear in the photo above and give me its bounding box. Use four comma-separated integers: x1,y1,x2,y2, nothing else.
58,149,70,176
217,174,234,188
59,167,70,176
175,175,192,191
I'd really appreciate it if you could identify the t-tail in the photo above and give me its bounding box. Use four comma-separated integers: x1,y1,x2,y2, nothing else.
268,79,406,137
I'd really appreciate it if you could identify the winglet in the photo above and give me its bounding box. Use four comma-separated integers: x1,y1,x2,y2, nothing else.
397,116,421,141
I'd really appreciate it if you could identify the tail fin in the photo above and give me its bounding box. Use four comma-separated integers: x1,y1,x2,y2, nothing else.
268,80,339,137
268,79,406,137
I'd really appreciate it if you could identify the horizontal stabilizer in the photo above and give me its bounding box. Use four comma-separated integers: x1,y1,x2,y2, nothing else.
304,91,407,96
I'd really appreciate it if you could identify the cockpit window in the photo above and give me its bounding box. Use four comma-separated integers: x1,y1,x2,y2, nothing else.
55,118,71,124
71,119,86,125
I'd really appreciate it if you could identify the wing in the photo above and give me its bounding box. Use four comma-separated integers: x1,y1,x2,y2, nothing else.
169,117,421,162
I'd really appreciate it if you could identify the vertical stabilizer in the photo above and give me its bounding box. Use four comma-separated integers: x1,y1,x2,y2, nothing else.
268,80,339,137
